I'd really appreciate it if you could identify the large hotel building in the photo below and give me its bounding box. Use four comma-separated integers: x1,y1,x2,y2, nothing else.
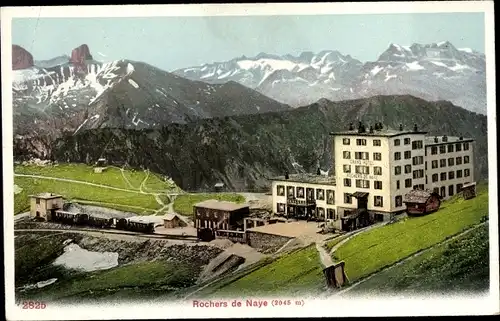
271,123,475,229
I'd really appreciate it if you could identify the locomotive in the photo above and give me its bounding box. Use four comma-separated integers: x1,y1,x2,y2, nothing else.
50,211,155,234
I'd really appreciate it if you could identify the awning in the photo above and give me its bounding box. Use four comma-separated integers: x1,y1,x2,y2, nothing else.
351,192,369,199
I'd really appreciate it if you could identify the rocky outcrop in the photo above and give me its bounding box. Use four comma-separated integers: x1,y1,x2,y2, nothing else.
70,44,93,64
12,45,34,70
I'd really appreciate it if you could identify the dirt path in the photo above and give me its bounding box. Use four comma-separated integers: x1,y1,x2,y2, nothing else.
332,221,488,296
119,167,137,190
316,242,334,268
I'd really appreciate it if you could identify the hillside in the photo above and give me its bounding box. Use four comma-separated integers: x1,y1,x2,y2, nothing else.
24,95,488,192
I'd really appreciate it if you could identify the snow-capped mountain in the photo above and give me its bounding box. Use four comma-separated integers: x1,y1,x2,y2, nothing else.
12,44,290,139
175,42,486,114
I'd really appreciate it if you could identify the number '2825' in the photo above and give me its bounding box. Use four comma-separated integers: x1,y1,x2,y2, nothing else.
22,301,46,309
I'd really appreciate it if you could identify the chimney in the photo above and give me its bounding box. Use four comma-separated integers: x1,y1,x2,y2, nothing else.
442,135,448,142
434,136,439,143
413,124,418,132
369,125,374,133
348,123,354,131
399,124,403,131
317,168,321,175
284,171,289,180
459,136,463,140
379,123,384,130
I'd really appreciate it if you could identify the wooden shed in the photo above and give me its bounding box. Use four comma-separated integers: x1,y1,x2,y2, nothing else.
403,189,441,216
163,213,186,229
462,182,477,200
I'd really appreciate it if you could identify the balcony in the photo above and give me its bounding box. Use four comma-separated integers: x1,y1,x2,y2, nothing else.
286,197,316,206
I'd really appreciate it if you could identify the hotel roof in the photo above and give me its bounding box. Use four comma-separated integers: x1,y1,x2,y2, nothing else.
271,173,336,186
194,200,249,212
424,136,474,146
330,128,428,138
29,193,63,200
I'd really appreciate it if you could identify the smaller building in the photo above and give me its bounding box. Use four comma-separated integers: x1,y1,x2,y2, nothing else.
193,200,250,242
214,182,225,192
29,193,64,221
403,189,441,216
163,213,186,229
95,158,107,167
462,182,477,200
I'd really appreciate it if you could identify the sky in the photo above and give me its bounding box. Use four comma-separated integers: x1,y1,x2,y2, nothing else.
11,13,485,71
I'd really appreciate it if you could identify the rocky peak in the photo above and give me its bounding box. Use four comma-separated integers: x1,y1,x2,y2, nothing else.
12,45,34,70
70,44,93,64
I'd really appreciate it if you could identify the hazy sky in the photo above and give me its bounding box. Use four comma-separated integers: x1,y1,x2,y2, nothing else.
12,13,485,71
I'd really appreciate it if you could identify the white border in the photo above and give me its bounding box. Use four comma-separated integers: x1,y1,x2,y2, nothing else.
2,2,498,319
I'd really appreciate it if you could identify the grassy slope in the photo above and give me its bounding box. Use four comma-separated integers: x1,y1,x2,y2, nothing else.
197,245,325,298
348,223,490,295
13,163,181,215
333,185,489,282
173,193,245,217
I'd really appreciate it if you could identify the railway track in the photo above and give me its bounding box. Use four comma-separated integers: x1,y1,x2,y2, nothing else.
14,227,199,241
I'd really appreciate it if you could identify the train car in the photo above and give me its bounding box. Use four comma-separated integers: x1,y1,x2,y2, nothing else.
87,215,111,228
74,213,89,225
127,221,155,234
53,211,79,225
115,218,128,230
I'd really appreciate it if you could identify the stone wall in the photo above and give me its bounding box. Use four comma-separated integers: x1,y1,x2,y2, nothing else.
246,231,293,254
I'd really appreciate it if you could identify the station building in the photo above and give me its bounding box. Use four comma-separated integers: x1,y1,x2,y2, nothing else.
270,122,475,230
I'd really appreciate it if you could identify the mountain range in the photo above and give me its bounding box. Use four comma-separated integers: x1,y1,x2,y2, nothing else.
174,41,486,115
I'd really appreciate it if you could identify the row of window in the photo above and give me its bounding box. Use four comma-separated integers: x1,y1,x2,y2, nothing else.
394,138,412,146
342,165,383,175
394,164,414,175
343,151,382,161
433,183,468,198
195,219,228,230
343,138,382,146
394,151,425,162
430,156,470,169
343,178,383,189
431,169,471,182
276,204,339,220
343,194,384,207
394,178,414,189
276,185,335,204
430,142,470,155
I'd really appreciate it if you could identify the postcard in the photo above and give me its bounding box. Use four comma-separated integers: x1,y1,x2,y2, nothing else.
2,2,499,319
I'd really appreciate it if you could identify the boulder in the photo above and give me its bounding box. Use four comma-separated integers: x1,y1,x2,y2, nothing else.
70,44,93,64
12,45,34,70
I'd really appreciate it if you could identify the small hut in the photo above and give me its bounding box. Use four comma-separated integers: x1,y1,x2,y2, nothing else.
214,182,225,192
462,182,477,200
403,189,441,216
163,213,186,229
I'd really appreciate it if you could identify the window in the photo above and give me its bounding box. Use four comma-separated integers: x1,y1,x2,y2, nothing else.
326,190,335,205
439,145,446,154
343,164,351,173
356,139,367,146
405,165,412,174
374,181,383,190
394,139,400,146
432,174,439,182
355,152,369,160
374,166,382,175
440,159,447,168
464,142,469,150
418,184,425,190
395,166,401,175
449,185,454,196
457,183,463,193
373,139,381,146
36,211,40,217
448,158,455,166
344,193,352,204
425,161,427,170
373,152,382,161
431,146,438,155
447,144,454,153
404,151,412,159
464,156,470,164
457,170,463,178
425,175,428,184
431,160,438,169
440,172,447,181
413,169,424,179
456,156,462,165
394,152,401,160
396,180,400,189
448,171,455,179
343,138,350,145
465,169,470,177
433,187,439,194
412,156,424,166
355,165,370,174
440,186,446,198
316,189,325,200
296,187,305,198
36,198,40,205
412,140,423,149
287,186,295,197
405,179,412,188
456,143,462,151
277,203,286,213
374,196,384,207
343,178,351,187
343,151,351,159
276,185,285,196
356,179,370,189
327,209,336,220
395,195,403,207
404,138,411,145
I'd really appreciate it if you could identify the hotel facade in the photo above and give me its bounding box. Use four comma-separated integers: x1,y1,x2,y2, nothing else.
271,123,475,230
